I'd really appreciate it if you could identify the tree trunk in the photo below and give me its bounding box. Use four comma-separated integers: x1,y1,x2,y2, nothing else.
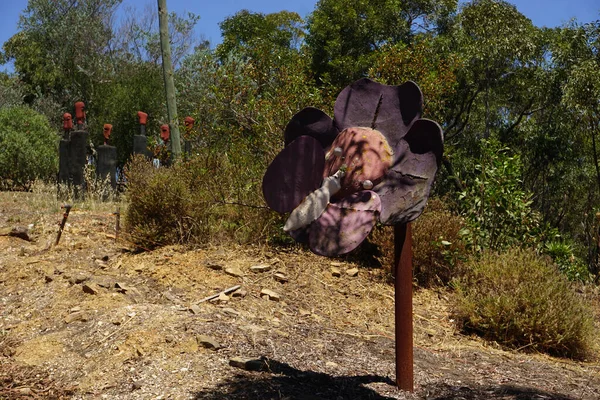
589,119,600,193
158,0,181,159
442,156,465,191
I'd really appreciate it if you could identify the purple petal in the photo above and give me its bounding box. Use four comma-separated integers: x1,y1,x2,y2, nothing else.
289,226,309,243
284,107,339,148
309,191,381,256
374,119,443,225
333,78,423,149
262,136,325,213
403,119,444,163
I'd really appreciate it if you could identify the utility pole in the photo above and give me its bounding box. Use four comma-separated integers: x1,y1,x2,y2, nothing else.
157,0,181,159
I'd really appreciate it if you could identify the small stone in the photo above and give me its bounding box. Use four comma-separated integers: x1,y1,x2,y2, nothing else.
44,275,53,283
165,335,175,343
218,293,230,302
231,289,247,298
101,255,109,262
65,311,88,323
132,381,143,390
2,346,15,357
69,274,89,285
70,306,81,313
94,259,107,267
197,335,221,350
189,305,202,315
250,264,271,273
0,226,30,241
221,308,239,316
326,361,339,368
346,268,359,277
330,261,343,267
225,267,244,278
239,324,266,334
229,357,267,371
299,308,311,316
273,273,288,283
95,277,114,289
331,267,341,277
163,291,181,303
260,289,280,301
82,283,100,295
206,261,224,270
115,283,142,302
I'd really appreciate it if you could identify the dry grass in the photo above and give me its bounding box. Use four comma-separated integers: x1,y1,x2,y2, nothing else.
453,248,596,359
1,191,600,399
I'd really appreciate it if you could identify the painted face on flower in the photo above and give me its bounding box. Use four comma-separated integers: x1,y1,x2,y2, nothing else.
262,78,443,256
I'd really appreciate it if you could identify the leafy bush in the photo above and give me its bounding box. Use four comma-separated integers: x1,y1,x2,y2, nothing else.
458,139,551,251
124,154,282,249
453,248,594,359
366,198,468,285
543,240,591,282
0,106,58,190
0,74,24,108
412,198,468,287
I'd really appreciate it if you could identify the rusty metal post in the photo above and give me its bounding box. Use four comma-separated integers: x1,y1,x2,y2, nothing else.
55,204,72,246
394,222,413,391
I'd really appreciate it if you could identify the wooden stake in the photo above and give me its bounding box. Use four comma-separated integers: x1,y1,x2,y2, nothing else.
55,204,72,246
114,207,120,241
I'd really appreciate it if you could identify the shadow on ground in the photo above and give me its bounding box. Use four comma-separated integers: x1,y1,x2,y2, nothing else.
421,383,576,400
192,357,579,400
192,358,397,399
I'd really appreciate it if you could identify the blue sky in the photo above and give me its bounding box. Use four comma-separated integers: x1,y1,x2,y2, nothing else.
1,0,599,73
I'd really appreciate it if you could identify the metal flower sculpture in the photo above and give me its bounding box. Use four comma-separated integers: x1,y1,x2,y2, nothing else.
262,78,443,256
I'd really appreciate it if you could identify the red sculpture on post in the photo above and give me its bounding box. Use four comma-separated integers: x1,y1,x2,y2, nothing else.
63,113,73,130
184,116,195,136
160,124,170,143
138,111,148,125
103,124,113,145
63,113,73,139
138,111,148,136
75,102,86,129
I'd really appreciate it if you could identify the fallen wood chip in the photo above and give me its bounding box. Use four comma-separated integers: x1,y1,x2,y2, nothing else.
196,285,241,304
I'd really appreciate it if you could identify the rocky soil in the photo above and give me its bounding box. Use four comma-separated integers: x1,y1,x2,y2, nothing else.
1,191,599,399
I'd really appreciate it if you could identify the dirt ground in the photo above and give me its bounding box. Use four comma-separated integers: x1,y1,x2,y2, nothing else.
1,191,599,400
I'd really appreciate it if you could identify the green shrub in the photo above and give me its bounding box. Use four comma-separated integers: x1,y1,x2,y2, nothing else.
0,106,58,190
124,153,282,249
543,240,592,282
366,198,468,284
412,198,468,287
453,248,595,359
457,139,550,251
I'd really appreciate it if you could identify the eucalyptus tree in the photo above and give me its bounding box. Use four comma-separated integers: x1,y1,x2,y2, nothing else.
305,0,457,89
3,0,121,106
